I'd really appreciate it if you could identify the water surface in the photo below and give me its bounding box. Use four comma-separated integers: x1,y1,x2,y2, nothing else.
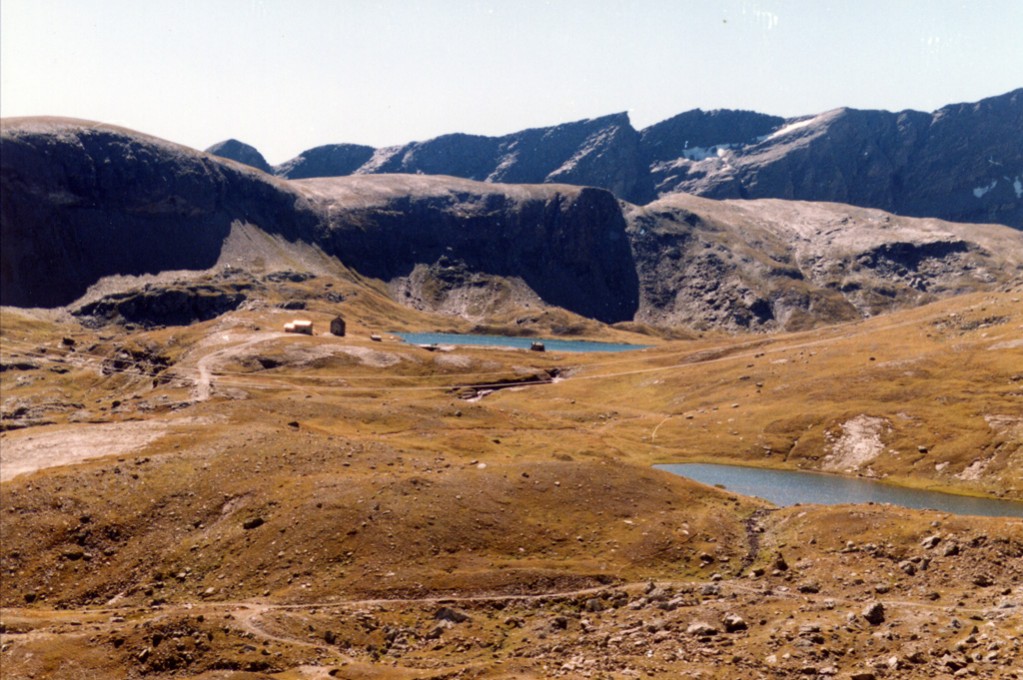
394,332,649,353
657,463,1023,518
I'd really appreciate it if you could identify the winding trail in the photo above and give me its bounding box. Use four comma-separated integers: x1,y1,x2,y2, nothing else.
2,574,1003,651
190,331,287,401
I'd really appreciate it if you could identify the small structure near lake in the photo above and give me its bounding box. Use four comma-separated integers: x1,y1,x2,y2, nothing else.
530,341,546,352
283,319,313,335
330,315,346,337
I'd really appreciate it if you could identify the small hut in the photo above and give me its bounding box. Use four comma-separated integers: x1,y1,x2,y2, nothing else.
530,341,546,352
284,319,314,335
330,315,346,337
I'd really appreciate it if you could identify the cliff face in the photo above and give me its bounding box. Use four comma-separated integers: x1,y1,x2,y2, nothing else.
895,89,1023,226
295,175,640,323
0,119,321,307
254,90,1022,228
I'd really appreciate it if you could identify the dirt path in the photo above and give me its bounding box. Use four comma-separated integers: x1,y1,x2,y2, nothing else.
190,331,287,401
2,575,998,646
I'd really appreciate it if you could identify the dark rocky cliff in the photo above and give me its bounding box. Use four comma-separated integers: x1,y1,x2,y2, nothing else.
295,176,640,323
3,118,1020,332
1,119,320,307
895,89,1023,226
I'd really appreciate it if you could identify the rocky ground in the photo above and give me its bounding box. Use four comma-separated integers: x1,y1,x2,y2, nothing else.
2,508,1020,679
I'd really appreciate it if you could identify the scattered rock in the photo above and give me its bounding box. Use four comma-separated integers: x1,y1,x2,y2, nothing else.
434,606,470,624
687,621,719,636
721,613,748,632
849,672,876,680
861,602,885,625
426,620,453,639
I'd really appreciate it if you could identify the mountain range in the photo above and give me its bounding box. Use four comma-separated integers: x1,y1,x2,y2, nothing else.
1,118,1020,333
209,89,1023,229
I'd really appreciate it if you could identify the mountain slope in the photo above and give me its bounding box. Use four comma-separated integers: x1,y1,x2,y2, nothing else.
1,282,1020,679
627,194,1023,331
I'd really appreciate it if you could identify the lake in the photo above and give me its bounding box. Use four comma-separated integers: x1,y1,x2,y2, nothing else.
656,463,1023,518
393,332,650,353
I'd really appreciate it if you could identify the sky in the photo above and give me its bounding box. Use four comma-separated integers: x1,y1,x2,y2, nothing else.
2,0,1021,165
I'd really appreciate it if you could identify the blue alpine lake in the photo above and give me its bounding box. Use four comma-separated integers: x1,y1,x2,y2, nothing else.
656,463,1023,518
393,332,650,353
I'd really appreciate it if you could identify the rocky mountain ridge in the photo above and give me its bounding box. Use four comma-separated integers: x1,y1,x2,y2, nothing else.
209,89,1023,228
4,117,1022,332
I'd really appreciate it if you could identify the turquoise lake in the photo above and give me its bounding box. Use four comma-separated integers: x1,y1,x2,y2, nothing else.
393,332,650,353
657,463,1023,518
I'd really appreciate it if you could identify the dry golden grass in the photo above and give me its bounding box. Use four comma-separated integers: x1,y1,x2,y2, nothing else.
2,279,1021,678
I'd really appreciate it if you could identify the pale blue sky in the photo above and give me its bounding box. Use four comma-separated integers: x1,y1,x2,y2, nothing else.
2,0,1021,164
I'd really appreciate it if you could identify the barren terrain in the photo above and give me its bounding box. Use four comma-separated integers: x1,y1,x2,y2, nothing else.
2,269,1021,679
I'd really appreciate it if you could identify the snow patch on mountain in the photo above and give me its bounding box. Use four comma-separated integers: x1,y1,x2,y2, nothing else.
972,180,997,198
766,115,821,140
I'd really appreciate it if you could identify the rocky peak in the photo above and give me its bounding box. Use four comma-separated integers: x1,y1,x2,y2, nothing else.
274,143,376,180
275,113,651,203
205,138,272,174
648,90,1023,227
639,108,784,164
